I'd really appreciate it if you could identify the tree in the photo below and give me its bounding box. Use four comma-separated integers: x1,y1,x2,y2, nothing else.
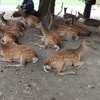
37,0,56,20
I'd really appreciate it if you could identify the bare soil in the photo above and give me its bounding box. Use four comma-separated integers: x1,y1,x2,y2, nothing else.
0,10,100,100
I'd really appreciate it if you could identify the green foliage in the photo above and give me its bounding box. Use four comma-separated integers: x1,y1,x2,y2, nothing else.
0,0,84,6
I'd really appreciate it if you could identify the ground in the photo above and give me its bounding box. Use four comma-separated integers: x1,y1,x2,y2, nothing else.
0,5,100,100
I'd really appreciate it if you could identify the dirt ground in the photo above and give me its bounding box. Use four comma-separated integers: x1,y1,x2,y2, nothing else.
0,9,100,100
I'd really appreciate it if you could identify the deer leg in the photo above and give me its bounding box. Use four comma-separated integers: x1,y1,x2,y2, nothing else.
5,56,25,68
34,43,45,48
74,61,84,69
34,34,42,38
58,61,76,76
0,58,12,62
58,71,76,76
5,64,24,68
54,45,60,51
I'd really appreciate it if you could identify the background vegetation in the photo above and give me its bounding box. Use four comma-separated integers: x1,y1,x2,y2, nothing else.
0,0,84,6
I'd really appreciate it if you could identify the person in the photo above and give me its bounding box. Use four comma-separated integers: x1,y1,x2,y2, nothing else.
22,0,37,15
83,0,96,18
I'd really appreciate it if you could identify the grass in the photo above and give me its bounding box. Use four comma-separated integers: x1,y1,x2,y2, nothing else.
0,0,84,6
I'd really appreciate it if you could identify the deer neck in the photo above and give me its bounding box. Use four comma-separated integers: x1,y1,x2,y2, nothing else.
39,23,49,36
0,16,7,25
20,12,28,18
75,42,85,57
64,8,67,14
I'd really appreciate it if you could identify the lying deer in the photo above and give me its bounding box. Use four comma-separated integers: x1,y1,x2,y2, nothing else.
52,24,79,41
35,21,61,51
77,12,100,27
0,38,38,67
43,39,96,76
0,12,24,30
0,31,18,44
11,5,22,17
63,7,77,24
71,23,91,36
0,25,22,37
18,9,39,27
69,12,92,36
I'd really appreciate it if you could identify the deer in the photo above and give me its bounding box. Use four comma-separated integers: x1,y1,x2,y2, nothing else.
0,31,18,44
35,21,61,51
63,7,77,24
11,11,22,17
76,12,100,27
45,2,79,41
68,12,92,36
51,24,79,41
0,12,25,30
0,25,22,37
43,39,96,76
11,5,22,17
18,9,40,27
43,2,72,28
0,38,38,67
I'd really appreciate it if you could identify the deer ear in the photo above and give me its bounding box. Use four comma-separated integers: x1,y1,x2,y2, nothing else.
2,12,5,16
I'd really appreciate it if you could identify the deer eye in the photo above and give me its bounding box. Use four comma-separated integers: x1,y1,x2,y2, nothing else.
1,39,4,43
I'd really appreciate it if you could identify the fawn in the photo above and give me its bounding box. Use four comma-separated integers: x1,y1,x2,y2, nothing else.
51,22,79,41
0,31,18,44
18,9,39,27
43,39,96,76
63,7,77,24
0,25,22,37
77,12,100,27
0,12,24,30
0,38,38,67
35,21,61,51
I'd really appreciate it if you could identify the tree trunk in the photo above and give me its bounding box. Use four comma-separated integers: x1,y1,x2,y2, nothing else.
37,0,56,20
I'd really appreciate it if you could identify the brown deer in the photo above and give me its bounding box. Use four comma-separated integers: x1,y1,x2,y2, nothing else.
63,7,77,24
18,9,39,27
0,39,38,67
35,21,61,51
45,3,79,41
0,25,22,37
70,23,91,36
68,12,92,36
77,12,100,27
0,12,24,30
51,24,79,41
0,31,18,44
11,5,22,17
43,39,96,76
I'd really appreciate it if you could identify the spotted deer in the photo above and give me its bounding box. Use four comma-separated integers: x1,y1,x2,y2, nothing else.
0,31,18,44
77,12,100,27
46,3,79,41
63,7,77,24
18,9,39,27
0,25,22,37
51,24,79,41
0,39,38,67
35,21,61,51
0,12,24,30
43,39,96,76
